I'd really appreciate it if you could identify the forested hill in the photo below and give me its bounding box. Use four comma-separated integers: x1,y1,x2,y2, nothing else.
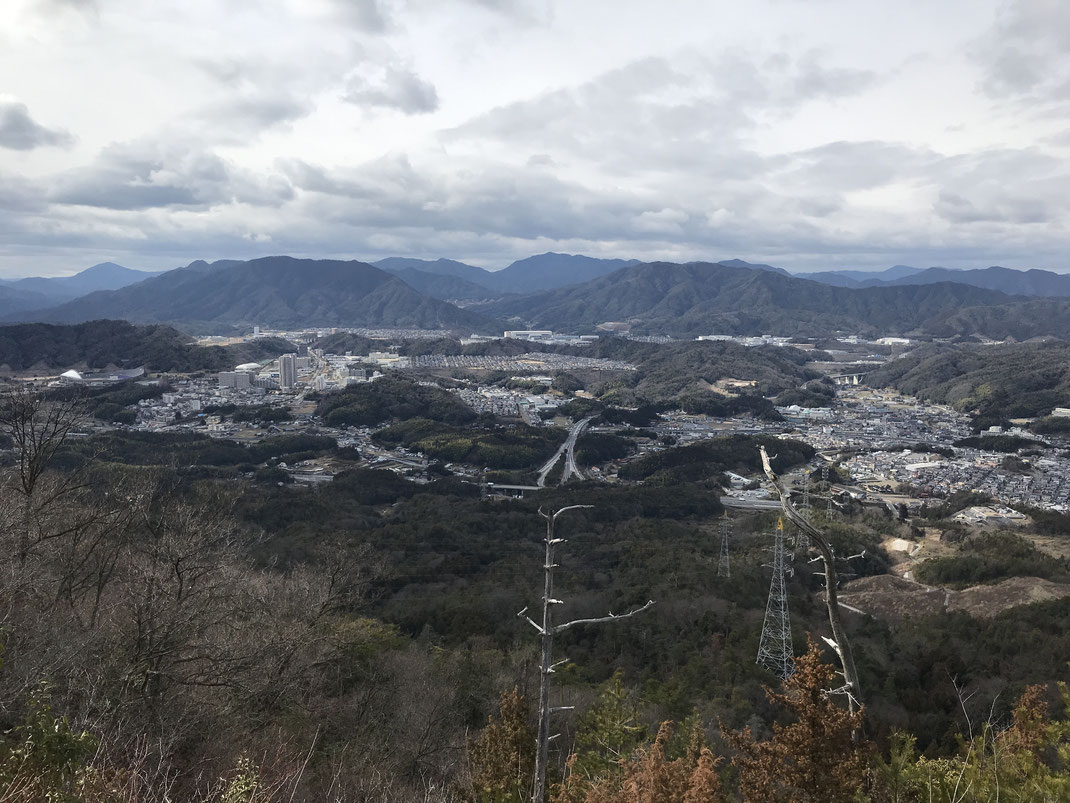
866,265,1070,296
478,261,1058,337
866,340,1070,421
14,256,500,333
0,320,293,373
0,283,51,318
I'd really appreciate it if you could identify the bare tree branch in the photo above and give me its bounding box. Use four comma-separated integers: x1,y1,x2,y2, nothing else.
759,445,863,717
553,600,655,634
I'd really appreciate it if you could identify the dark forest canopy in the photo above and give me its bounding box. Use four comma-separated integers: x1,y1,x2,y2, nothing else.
374,418,566,469
343,335,820,409
2,386,1070,800
0,319,293,373
477,261,1070,338
866,339,1070,420
314,374,478,427
618,435,814,484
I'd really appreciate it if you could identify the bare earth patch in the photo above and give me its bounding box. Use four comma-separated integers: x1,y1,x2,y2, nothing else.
838,574,1070,620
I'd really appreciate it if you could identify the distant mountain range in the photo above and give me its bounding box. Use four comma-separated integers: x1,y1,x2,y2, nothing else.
373,252,641,296
794,265,929,286
17,257,497,332
6,253,1070,340
797,264,1070,297
477,261,1042,337
0,262,162,308
0,319,294,373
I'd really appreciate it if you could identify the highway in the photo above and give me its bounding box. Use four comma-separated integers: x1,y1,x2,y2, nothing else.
720,496,783,511
560,416,592,484
537,416,593,487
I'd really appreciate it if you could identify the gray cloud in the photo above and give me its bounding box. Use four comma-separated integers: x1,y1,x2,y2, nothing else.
49,140,293,210
343,66,439,113
191,93,314,142
976,0,1070,104
0,173,47,213
778,141,939,192
790,52,878,101
0,100,74,150
33,0,99,17
445,51,877,181
330,0,390,32
7,1,1070,277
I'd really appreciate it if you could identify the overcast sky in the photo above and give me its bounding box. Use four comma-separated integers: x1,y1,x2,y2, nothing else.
2,0,1069,277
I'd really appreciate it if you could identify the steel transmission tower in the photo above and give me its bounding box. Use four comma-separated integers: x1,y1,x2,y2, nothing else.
823,464,834,517
717,512,731,579
756,517,794,679
796,470,811,551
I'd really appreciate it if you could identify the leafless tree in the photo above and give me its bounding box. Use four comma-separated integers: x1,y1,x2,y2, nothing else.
518,505,654,802
759,446,862,716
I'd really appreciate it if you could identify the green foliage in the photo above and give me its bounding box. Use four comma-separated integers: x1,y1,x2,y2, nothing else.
574,433,636,465
219,755,261,803
1031,416,1070,435
593,339,814,405
773,381,836,409
48,378,167,422
56,430,340,469
1014,505,1070,535
570,671,648,783
877,683,1070,802
597,405,660,427
677,391,784,420
315,375,477,427
953,434,1046,452
868,340,1070,420
0,320,292,373
374,418,565,469
0,686,99,802
618,435,813,484
914,532,1070,587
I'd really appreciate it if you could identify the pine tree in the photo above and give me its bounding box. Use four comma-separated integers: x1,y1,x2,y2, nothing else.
467,687,536,803
570,671,647,784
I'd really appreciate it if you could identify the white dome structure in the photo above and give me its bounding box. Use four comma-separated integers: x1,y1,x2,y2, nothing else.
234,363,261,372
60,369,83,381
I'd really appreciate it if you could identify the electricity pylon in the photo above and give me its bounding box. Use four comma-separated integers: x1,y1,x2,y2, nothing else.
717,511,731,579
797,470,811,550
823,464,834,517
756,517,794,679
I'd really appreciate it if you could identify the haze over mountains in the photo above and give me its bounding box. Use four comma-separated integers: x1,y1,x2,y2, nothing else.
6,252,1070,339
372,252,641,296
478,262,1044,338
23,257,496,332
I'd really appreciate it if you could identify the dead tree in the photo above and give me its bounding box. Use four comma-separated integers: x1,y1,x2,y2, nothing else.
518,505,654,803
0,386,86,565
759,446,862,714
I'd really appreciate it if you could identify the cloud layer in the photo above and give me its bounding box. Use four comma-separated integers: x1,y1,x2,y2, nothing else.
1,0,1069,275
0,98,74,151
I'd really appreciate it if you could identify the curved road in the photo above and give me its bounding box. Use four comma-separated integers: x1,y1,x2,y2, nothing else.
537,416,593,487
